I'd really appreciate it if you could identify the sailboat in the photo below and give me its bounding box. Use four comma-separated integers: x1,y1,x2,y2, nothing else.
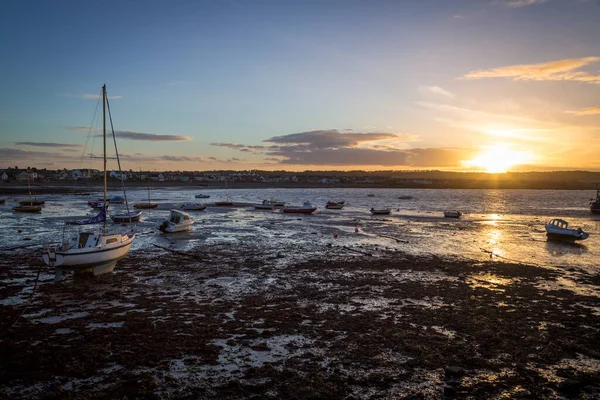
134,183,158,209
13,174,42,212
214,179,233,206
42,84,136,280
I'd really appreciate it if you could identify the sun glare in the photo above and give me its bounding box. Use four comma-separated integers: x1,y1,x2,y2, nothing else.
464,146,530,173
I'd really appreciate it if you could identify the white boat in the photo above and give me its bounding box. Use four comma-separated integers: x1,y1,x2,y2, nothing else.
266,199,286,207
545,219,589,242
159,210,194,233
444,211,462,218
180,202,207,211
254,200,275,210
42,85,136,281
111,210,142,223
195,193,210,199
370,208,391,215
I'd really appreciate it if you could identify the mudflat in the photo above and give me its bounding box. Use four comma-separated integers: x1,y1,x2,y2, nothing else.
1,242,599,399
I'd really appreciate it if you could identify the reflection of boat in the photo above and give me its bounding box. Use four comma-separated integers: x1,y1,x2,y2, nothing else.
180,202,207,211
397,195,413,200
42,85,135,280
159,210,194,233
590,184,600,214
370,208,391,215
545,219,589,242
444,211,462,218
325,201,345,209
111,210,142,223
254,200,275,210
195,193,210,199
282,201,317,214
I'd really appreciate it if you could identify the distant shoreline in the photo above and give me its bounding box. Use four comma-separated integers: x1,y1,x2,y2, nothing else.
1,180,599,195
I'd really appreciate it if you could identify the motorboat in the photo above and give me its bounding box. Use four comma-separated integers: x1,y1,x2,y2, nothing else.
195,193,210,199
367,193,375,197
282,201,317,214
266,199,286,207
42,85,136,281
254,200,275,210
370,208,391,215
444,211,462,218
590,184,600,214
325,201,345,210
111,210,142,223
180,202,207,211
159,210,194,233
545,219,589,242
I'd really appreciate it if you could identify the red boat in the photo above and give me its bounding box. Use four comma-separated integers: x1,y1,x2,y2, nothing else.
282,201,317,214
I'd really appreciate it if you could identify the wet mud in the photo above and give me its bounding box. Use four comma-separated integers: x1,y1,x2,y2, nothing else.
1,242,599,399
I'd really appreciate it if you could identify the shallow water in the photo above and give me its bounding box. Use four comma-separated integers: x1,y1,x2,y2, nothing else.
1,187,599,273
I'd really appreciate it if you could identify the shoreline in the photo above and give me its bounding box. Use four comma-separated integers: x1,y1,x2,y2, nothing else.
1,245,599,398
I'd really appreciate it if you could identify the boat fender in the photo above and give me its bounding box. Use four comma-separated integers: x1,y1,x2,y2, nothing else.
333,232,338,238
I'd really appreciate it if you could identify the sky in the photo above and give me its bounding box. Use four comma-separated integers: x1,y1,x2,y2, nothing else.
1,0,599,173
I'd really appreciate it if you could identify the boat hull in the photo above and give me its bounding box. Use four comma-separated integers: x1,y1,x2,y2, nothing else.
590,201,600,214
13,206,41,212
133,203,158,209
325,204,344,209
370,210,390,215
159,221,194,233
111,211,142,223
546,232,588,242
282,208,317,214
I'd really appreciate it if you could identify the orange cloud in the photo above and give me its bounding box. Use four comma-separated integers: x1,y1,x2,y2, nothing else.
463,57,600,84
566,106,600,116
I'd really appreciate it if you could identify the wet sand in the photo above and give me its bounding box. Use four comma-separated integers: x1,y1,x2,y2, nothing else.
1,242,599,399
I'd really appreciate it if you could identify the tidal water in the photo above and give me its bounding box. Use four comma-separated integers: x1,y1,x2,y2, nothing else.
1,187,599,273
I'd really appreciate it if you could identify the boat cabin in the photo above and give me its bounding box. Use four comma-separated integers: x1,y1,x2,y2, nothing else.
169,210,190,224
548,219,569,229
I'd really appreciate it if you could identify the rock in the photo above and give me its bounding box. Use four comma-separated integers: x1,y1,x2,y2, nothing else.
445,366,464,378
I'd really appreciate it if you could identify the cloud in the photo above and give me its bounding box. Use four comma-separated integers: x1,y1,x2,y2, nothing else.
463,57,600,84
566,106,600,116
96,131,192,141
210,142,272,153
264,130,410,149
15,142,82,148
453,14,465,18
502,0,548,7
159,155,208,162
421,86,455,99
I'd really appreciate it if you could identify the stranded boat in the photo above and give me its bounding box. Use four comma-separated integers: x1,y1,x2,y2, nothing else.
195,193,210,199
545,219,589,242
110,210,142,223
443,211,462,218
590,184,600,214
282,201,317,214
254,200,275,210
180,202,207,211
370,208,391,215
325,201,344,209
159,210,194,233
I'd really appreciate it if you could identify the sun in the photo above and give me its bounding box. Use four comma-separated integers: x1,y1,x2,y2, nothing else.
464,146,530,173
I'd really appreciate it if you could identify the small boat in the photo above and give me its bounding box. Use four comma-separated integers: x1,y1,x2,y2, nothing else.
266,199,286,207
282,201,317,214
19,200,45,206
98,195,125,204
214,201,233,206
195,193,210,199
397,195,413,200
325,201,345,210
0,199,5,204
111,210,142,223
88,200,105,209
13,205,42,213
444,211,462,218
42,85,136,280
159,210,194,233
370,208,391,215
590,184,600,214
367,193,375,197
545,219,589,242
254,200,275,210
134,185,158,209
180,202,207,211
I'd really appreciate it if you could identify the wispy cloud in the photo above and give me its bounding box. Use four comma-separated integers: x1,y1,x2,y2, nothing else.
463,57,600,84
15,142,82,148
566,106,600,116
502,0,549,8
421,86,455,99
159,155,208,162
453,14,465,18
92,131,191,141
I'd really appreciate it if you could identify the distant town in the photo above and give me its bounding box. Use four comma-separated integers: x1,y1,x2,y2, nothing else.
2,166,600,190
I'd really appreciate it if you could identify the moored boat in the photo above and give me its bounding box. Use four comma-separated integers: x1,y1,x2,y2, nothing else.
88,201,105,210
13,205,42,213
19,200,45,206
590,184,600,214
545,219,589,242
370,208,391,215
195,193,210,199
266,199,286,207
325,201,344,209
367,193,375,197
133,202,158,209
254,200,275,210
180,202,207,211
443,211,462,218
397,195,413,200
0,199,5,204
111,210,142,223
158,210,194,233
282,201,317,214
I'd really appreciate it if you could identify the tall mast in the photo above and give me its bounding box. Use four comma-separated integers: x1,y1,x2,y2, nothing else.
103,84,107,233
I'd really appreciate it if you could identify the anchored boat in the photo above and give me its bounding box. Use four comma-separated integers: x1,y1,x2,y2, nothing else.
545,219,589,242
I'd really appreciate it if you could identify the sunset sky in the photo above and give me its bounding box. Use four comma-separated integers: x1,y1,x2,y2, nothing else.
1,0,599,172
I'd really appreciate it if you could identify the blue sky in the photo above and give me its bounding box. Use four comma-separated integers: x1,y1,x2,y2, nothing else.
1,0,599,172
